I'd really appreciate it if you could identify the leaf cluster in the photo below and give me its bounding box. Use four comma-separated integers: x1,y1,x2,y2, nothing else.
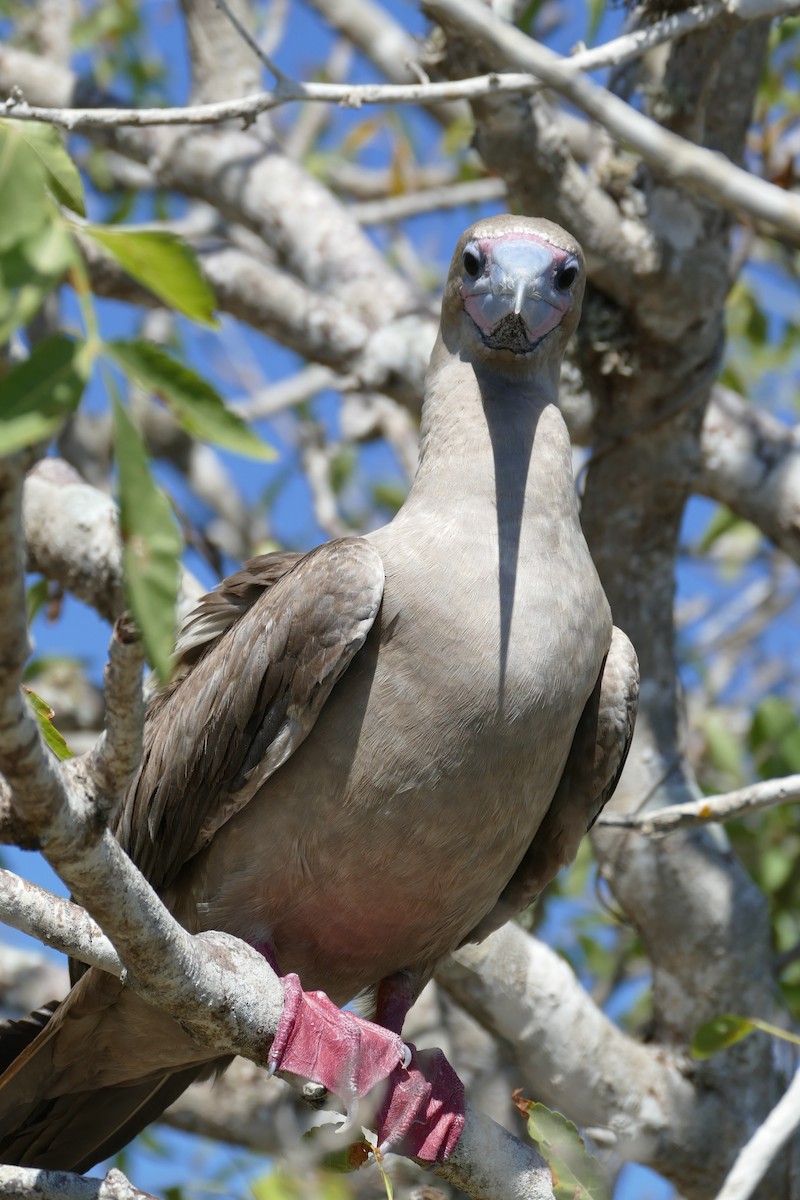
0,119,272,682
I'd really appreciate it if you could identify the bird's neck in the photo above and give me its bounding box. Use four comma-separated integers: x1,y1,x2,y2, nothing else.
405,337,575,525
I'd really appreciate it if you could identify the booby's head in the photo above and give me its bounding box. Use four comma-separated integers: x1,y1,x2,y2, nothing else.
442,215,585,367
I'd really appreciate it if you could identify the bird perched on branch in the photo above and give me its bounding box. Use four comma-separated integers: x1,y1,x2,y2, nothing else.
0,214,638,1170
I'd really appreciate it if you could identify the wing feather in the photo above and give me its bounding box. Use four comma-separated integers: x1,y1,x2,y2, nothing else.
115,537,384,889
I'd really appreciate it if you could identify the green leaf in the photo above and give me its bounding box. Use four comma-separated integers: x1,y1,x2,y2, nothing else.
0,335,88,455
112,396,181,684
84,226,216,325
23,687,74,761
759,846,794,894
692,1014,800,1059
749,698,800,778
698,504,740,553
26,579,49,626
250,1171,350,1200
0,121,49,251
700,711,744,783
586,0,606,44
250,1171,302,1200
372,481,407,516
692,1014,755,1059
9,120,85,216
107,339,274,460
516,1097,611,1200
0,222,77,343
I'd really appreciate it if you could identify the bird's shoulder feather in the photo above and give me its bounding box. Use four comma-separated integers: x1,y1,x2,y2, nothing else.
114,538,385,889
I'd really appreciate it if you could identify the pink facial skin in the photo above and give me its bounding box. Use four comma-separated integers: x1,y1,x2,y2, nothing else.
460,231,578,347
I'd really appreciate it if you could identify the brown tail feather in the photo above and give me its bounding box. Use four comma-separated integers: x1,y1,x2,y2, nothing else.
0,969,221,1170
0,1002,59,1075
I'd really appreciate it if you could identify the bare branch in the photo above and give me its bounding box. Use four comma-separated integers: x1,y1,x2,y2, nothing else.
235,365,343,419
0,1165,159,1200
4,0,794,129
0,870,119,975
424,0,800,244
211,0,289,82
714,1066,800,1200
304,0,466,125
81,616,145,816
437,923,697,1173
352,177,506,224
22,458,204,623
82,238,435,408
598,774,800,835
22,458,124,623
698,384,800,566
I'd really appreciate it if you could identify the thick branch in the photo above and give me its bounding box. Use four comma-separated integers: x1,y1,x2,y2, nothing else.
23,458,203,624
698,384,800,565
424,0,800,244
437,923,701,1176
83,238,436,408
23,459,125,623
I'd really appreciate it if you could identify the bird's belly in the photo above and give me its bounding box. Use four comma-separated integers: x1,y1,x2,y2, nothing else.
189,616,601,1004
187,524,610,1002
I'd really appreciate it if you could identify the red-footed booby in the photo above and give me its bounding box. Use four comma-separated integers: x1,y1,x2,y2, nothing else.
0,215,638,1169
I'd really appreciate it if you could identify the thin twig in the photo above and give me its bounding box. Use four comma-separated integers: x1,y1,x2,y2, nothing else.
598,774,800,835
352,176,507,224
234,365,343,419
4,0,796,130
212,0,289,82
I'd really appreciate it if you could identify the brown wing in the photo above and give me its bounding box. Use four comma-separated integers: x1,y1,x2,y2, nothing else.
114,537,384,890
463,625,639,944
171,548,303,673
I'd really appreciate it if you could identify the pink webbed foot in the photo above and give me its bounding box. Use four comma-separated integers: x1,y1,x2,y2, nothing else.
376,1043,465,1161
267,974,465,1162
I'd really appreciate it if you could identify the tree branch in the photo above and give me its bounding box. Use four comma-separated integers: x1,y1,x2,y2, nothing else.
698,384,800,566
599,774,800,835
714,1066,800,1200
0,870,118,974
351,177,506,224
210,0,288,83
437,923,700,1177
2,0,792,127
80,616,145,814
22,458,204,624
424,0,800,245
0,1165,159,1200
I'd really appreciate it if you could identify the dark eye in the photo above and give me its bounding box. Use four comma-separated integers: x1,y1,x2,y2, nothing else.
463,247,482,279
555,260,579,291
